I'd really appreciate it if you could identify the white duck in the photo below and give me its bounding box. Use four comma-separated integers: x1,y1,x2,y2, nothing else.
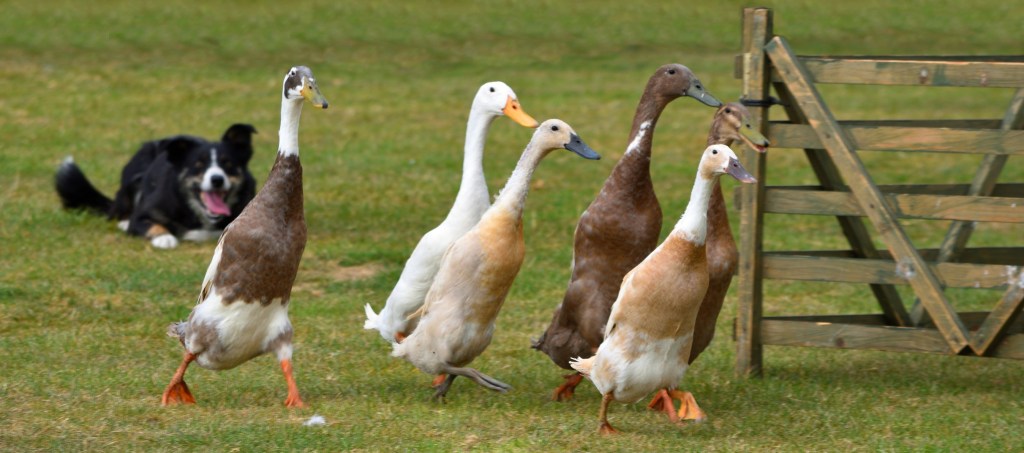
393,119,600,400
161,66,327,407
571,144,755,433
364,82,538,344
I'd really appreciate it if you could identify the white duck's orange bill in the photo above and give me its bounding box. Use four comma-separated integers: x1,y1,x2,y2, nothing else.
503,96,539,128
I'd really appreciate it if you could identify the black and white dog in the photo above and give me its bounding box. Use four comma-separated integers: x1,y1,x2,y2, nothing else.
56,124,257,249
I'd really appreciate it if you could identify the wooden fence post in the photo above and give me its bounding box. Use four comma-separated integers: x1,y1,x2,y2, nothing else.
735,6,772,377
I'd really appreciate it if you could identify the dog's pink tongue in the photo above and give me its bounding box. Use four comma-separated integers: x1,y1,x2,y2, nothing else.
201,192,231,216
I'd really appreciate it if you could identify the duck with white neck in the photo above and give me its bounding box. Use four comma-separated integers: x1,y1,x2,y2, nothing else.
393,119,600,400
365,82,538,344
571,144,755,434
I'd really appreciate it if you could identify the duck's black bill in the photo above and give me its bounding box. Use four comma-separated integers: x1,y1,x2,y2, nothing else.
565,133,600,160
726,156,757,183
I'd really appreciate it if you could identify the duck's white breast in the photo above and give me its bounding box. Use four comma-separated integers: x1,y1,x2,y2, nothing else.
187,290,292,370
590,326,691,403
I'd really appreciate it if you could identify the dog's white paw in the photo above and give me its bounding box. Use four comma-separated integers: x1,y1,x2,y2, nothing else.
182,229,222,242
117,220,130,232
151,234,179,249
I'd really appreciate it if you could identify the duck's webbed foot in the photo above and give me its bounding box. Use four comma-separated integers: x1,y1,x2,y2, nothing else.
647,389,707,423
598,392,618,435
646,388,680,422
551,372,584,401
280,359,305,408
670,389,706,422
161,352,197,406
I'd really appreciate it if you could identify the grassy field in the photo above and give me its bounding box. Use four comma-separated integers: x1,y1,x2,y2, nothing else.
2,0,1023,451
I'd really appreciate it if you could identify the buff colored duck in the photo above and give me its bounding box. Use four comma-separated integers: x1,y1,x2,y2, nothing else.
533,64,721,401
365,82,538,344
393,120,600,400
647,102,770,421
689,104,769,363
571,144,755,434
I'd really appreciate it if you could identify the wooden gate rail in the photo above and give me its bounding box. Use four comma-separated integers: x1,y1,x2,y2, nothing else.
734,7,1024,376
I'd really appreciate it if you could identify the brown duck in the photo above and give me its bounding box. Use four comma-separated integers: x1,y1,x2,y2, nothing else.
532,64,721,401
160,66,328,407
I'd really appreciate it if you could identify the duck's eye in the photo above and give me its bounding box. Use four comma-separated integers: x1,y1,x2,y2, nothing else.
551,125,559,131
489,87,495,93
668,69,676,75
712,149,718,155
725,108,732,114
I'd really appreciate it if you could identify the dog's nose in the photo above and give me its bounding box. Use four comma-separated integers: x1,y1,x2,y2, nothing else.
211,175,225,188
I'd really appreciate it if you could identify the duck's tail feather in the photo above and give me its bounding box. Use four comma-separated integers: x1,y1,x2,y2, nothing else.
569,356,594,378
363,303,380,331
166,322,185,345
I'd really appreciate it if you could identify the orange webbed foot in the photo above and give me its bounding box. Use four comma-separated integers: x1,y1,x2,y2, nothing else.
280,359,305,409
646,389,680,422
394,332,407,343
284,393,306,408
551,373,584,402
161,380,196,406
671,390,707,422
162,352,196,406
598,421,619,435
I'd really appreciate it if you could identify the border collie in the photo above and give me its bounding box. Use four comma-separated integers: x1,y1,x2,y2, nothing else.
56,124,257,249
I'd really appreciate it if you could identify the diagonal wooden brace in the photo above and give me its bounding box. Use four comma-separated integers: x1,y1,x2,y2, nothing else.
764,36,970,353
969,269,1024,355
911,88,1024,325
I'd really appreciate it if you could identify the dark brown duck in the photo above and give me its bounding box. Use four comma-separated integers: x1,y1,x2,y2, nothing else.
532,63,721,401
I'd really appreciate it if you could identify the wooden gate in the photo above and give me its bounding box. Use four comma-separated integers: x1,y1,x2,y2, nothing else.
734,7,1024,376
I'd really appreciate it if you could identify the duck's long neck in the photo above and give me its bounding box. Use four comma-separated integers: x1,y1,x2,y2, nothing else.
449,105,496,213
623,91,668,160
278,98,304,157
609,91,669,193
672,171,718,245
705,122,733,237
492,143,545,219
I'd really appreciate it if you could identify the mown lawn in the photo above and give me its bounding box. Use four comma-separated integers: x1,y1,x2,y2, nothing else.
2,0,1023,451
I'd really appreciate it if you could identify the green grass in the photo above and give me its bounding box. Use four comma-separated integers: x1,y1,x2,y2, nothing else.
2,0,1024,451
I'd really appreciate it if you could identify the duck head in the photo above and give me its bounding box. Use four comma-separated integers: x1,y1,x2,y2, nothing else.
700,144,756,183
649,63,721,107
283,66,329,109
475,81,539,127
532,119,601,160
714,102,770,152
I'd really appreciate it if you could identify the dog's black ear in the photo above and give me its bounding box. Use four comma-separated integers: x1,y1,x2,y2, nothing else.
223,124,257,145
222,123,256,165
163,136,201,167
